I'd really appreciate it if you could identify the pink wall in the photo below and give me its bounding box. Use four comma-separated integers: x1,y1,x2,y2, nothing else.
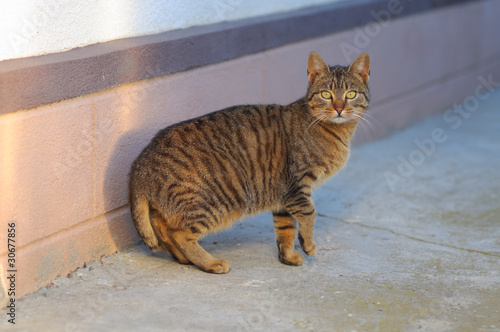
1,0,499,302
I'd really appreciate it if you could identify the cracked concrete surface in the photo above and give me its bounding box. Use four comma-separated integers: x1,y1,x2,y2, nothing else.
4,90,500,331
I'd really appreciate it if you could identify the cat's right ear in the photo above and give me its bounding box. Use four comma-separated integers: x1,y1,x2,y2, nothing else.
308,52,330,84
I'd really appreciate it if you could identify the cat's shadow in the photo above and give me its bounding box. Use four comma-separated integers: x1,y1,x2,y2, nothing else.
103,127,144,255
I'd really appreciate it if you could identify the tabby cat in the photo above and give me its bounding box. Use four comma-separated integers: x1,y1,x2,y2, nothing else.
129,52,370,273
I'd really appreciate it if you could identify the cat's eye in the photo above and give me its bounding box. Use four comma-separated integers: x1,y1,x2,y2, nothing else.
320,91,332,99
346,91,357,99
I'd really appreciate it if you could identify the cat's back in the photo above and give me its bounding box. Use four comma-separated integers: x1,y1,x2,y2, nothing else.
129,103,293,212
139,103,288,159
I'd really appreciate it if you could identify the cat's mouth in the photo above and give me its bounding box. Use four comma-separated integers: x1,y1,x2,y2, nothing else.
330,113,350,124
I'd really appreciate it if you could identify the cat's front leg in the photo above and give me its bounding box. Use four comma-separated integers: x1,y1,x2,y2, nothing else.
285,196,317,256
272,210,305,266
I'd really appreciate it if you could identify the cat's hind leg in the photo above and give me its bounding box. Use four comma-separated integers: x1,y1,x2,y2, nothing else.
170,221,230,274
272,210,305,266
150,209,191,265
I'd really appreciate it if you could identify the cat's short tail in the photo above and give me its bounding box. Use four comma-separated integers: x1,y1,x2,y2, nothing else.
130,196,160,251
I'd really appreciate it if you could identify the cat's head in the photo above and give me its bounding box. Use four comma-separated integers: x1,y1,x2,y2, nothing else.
306,52,370,124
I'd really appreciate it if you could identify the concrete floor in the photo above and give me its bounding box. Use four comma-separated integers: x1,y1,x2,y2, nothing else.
4,90,500,332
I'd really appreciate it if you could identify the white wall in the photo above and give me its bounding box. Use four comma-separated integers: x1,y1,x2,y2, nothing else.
0,0,345,61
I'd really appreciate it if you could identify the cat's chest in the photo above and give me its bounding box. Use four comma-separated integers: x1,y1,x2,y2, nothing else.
309,146,350,187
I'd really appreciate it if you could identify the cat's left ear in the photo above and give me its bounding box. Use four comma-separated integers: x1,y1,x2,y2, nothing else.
348,53,370,84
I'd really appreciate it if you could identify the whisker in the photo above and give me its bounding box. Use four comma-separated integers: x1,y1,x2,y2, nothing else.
305,111,323,126
362,106,383,125
359,113,378,135
359,110,380,126
352,114,371,139
305,113,328,134
353,112,378,139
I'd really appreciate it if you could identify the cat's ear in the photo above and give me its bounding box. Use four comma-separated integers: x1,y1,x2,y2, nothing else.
348,53,370,84
308,52,330,83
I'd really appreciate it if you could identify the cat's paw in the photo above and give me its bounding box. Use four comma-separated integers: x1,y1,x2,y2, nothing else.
301,242,316,256
205,259,231,274
298,235,316,256
279,251,305,266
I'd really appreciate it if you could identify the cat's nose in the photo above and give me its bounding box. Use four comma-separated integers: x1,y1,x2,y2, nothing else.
335,107,343,115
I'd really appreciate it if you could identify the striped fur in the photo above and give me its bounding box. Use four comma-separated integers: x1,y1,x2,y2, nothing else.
129,52,370,273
